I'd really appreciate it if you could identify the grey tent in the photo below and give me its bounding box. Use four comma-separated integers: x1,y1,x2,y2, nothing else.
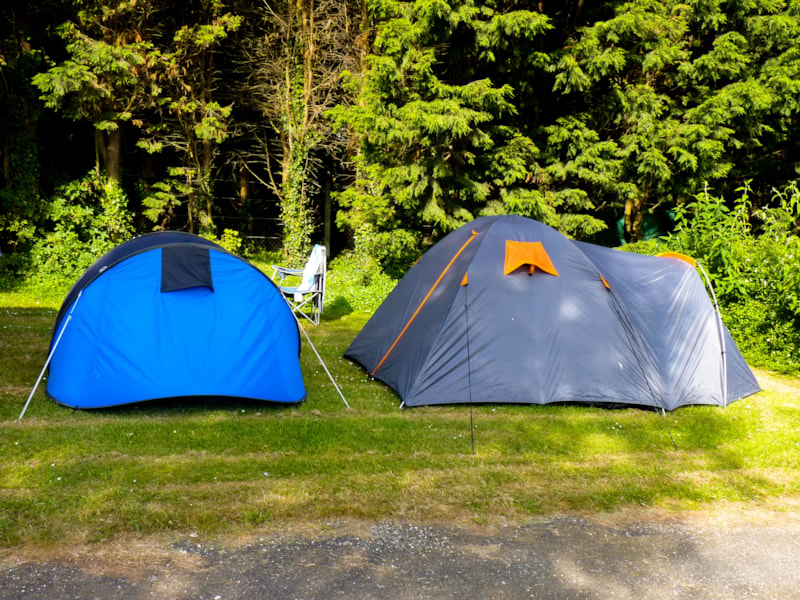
345,215,760,410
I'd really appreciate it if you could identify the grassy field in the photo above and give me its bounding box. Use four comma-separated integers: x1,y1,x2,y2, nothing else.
1,291,799,547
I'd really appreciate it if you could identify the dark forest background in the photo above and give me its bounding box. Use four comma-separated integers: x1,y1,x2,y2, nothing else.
2,0,799,269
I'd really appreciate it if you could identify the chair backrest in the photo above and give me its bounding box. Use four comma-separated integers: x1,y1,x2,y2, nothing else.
299,244,326,292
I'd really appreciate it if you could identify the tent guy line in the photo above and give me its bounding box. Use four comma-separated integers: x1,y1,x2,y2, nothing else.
18,290,84,421
292,312,350,408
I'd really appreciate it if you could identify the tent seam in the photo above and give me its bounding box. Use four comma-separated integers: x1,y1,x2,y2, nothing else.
372,228,482,376
404,219,503,403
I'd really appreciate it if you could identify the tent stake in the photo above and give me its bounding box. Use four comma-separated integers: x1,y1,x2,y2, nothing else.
294,316,350,409
18,291,83,421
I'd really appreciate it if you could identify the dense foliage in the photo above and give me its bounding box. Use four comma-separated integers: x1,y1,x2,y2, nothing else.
12,171,134,297
3,1,799,255
551,0,800,241
328,0,605,275
1,0,798,369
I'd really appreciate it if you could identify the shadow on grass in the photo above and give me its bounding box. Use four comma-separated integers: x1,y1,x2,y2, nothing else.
320,296,353,320
85,395,301,418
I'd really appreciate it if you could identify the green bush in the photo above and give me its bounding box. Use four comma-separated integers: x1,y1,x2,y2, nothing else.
721,299,800,373
0,252,31,291
325,251,397,317
619,239,660,256
20,171,134,298
201,228,244,254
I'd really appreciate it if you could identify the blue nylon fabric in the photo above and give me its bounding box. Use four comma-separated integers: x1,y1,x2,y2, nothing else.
54,231,220,332
47,248,304,408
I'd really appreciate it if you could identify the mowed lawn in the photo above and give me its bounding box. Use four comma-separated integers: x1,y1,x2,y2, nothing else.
1,292,799,547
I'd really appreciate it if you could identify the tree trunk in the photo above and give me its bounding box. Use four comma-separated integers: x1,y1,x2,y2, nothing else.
2,141,9,190
624,197,644,243
239,164,249,204
94,129,122,181
324,177,331,255
106,128,122,181
94,130,106,176
203,138,214,230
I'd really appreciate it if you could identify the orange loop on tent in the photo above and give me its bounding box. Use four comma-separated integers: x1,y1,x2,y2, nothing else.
504,241,559,277
656,251,697,267
371,230,480,376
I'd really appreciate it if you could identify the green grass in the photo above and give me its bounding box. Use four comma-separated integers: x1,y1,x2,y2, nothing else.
1,292,800,547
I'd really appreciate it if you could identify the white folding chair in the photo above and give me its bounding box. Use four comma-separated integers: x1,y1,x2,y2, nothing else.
271,244,326,325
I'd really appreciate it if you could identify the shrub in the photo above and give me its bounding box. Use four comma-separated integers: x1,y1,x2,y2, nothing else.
619,239,660,256
201,228,243,254
0,252,31,292
21,171,134,298
325,251,397,317
721,299,800,373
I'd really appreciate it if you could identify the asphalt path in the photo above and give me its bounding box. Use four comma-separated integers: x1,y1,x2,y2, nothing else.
2,510,800,599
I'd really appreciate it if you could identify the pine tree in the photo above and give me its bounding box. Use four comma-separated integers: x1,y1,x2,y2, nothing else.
332,0,604,273
31,1,158,182
550,0,800,241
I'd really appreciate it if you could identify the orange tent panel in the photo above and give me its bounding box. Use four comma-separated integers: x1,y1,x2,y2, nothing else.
504,241,559,277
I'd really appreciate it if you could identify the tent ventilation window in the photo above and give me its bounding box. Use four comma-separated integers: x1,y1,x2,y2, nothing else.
161,245,214,292
504,241,559,277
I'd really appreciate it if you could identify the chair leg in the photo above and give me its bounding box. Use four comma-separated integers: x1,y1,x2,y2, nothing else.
284,291,322,325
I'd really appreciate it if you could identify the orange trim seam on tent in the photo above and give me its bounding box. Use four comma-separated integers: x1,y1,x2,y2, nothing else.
371,230,480,376
657,251,697,267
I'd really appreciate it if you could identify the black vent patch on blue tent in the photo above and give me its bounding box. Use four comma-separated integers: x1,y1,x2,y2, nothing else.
161,245,214,292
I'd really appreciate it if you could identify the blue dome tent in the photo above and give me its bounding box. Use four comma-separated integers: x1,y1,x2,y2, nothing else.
42,232,305,409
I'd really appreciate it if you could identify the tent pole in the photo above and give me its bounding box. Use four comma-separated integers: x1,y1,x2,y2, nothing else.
660,408,678,450
697,262,728,408
18,291,83,421
293,314,350,409
463,281,476,455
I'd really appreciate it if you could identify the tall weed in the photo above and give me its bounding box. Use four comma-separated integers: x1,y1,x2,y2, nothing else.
668,182,800,372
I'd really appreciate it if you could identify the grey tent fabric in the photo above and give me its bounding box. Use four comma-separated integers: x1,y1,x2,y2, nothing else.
344,215,760,410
